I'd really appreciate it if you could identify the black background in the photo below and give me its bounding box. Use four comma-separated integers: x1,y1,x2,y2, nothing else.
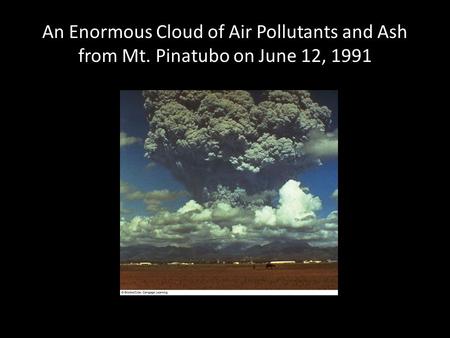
15,6,438,321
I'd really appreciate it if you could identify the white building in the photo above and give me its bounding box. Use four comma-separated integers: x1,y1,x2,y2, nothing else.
303,260,322,264
168,262,194,265
270,260,296,264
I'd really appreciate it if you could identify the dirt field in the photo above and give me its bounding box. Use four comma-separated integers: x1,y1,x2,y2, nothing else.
120,263,338,290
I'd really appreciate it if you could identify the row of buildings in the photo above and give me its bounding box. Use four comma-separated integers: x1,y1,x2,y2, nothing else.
121,259,337,266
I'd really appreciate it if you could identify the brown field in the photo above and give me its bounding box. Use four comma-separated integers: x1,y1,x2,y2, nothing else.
120,263,338,290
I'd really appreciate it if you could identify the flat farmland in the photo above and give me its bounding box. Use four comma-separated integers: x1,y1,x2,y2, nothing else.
120,263,338,290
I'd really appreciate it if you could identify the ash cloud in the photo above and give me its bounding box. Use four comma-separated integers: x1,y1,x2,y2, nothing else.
143,90,333,204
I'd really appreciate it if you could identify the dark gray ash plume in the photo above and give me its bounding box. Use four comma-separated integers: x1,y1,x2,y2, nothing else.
143,90,332,205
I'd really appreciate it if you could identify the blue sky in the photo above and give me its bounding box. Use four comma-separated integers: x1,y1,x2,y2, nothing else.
120,90,337,219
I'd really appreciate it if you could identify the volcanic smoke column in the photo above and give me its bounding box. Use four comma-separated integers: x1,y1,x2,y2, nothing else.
143,90,332,206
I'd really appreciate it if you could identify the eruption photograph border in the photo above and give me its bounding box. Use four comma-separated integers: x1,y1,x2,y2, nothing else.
119,89,340,296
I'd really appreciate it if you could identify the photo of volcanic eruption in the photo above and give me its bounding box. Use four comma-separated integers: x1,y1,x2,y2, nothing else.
120,90,338,292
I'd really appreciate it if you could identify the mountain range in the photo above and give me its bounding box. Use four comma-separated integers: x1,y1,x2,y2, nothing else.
120,239,337,262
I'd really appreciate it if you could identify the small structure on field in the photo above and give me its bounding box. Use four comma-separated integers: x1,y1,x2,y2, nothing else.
168,262,194,265
138,262,153,266
303,260,322,264
270,260,296,264
233,262,240,265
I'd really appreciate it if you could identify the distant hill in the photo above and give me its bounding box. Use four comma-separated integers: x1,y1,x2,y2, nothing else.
120,239,337,262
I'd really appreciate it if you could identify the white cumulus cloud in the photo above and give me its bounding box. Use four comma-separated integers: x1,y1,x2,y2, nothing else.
304,129,338,158
332,189,338,200
254,179,322,228
120,131,141,148
120,179,337,248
